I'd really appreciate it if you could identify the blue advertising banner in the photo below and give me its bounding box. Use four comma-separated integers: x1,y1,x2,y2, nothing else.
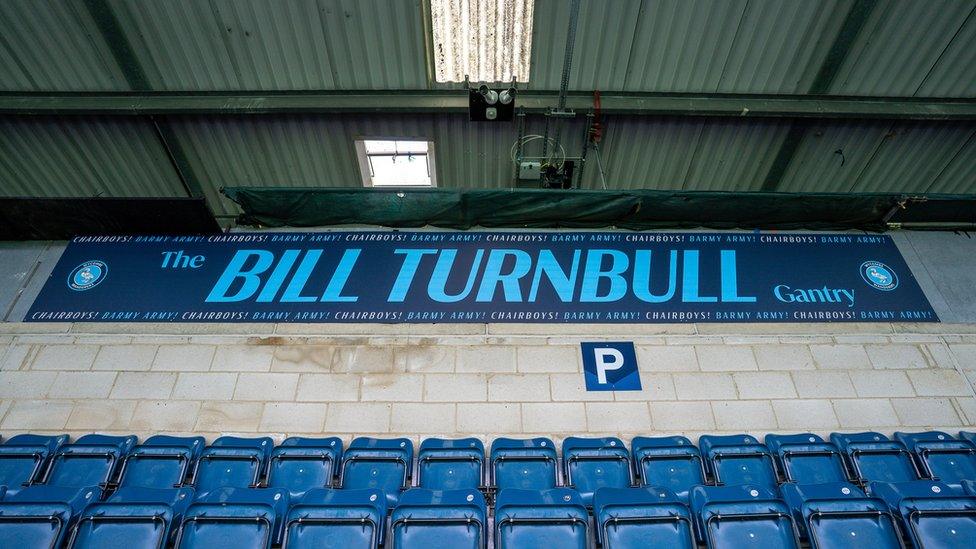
27,231,937,323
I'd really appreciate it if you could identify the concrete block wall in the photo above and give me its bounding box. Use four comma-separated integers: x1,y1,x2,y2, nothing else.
1,322,974,445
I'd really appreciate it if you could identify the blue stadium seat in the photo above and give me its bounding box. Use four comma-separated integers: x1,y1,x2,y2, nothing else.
489,437,558,491
699,434,778,489
0,485,101,549
562,437,632,506
174,487,288,549
494,488,588,549
417,438,485,491
593,487,695,549
766,433,849,485
66,486,194,548
339,437,413,506
631,436,706,502
266,437,343,496
691,484,800,549
44,434,137,490
869,480,976,548
0,434,68,493
781,482,901,547
831,432,923,484
391,488,487,549
117,435,205,490
961,431,976,447
281,488,386,549
895,431,976,484
192,436,273,493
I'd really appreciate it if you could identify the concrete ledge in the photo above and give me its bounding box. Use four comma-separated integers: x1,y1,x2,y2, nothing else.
2,321,976,338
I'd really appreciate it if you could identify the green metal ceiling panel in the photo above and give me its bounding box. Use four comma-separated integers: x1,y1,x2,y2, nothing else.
776,121,890,193
927,131,976,193
830,0,976,96
530,0,847,94
715,0,847,93
0,116,185,197
916,11,976,97
622,0,746,92
681,118,793,191
0,0,127,91
167,114,356,216
850,122,976,192
528,0,642,90
107,0,426,91
583,116,705,190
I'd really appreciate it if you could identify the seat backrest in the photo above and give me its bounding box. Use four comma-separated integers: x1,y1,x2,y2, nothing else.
765,433,848,484
267,437,343,496
562,437,631,506
699,434,777,488
45,434,137,489
830,432,921,483
68,487,194,549
176,487,288,549
0,485,101,549
391,488,487,549
193,436,274,493
869,480,976,548
631,436,705,501
691,484,799,549
417,438,485,491
340,438,413,506
283,488,386,549
593,487,695,549
780,482,901,548
118,435,205,490
489,437,558,491
494,489,588,549
0,434,69,490
895,431,976,484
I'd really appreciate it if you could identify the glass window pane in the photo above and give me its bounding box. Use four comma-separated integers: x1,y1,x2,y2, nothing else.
369,153,431,186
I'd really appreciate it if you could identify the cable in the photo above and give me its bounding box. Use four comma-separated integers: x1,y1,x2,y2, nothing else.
509,134,566,169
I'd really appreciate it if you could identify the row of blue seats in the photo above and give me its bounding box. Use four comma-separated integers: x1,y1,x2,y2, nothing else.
2,480,975,547
2,430,974,507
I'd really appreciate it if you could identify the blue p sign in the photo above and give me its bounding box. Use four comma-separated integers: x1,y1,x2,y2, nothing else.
581,342,642,391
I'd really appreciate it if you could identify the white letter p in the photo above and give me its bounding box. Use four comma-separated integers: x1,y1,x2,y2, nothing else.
595,348,625,384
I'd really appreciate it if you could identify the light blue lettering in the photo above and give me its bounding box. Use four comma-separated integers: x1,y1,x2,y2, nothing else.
580,249,628,302
720,250,756,303
388,249,437,302
528,249,580,302
206,250,274,302
476,249,531,302
428,249,484,303
633,250,677,303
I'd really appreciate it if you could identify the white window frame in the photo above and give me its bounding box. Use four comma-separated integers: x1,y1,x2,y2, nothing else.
355,138,438,188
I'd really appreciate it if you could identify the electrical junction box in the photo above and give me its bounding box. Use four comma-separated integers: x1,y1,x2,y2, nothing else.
519,161,542,180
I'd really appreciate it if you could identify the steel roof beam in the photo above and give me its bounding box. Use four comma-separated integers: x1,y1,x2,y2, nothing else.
1,91,975,119
760,0,880,192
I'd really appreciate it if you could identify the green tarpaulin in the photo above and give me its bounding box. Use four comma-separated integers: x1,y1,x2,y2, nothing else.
223,187,976,232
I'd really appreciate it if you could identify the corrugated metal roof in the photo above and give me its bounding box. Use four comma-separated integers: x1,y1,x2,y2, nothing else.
1,0,975,222
849,122,976,192
830,0,976,96
777,121,890,193
108,0,428,91
0,0,127,91
928,131,976,193
0,116,185,197
0,0,974,96
916,10,976,97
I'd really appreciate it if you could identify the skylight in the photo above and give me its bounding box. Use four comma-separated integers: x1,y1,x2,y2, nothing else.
430,0,535,83
356,139,437,187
